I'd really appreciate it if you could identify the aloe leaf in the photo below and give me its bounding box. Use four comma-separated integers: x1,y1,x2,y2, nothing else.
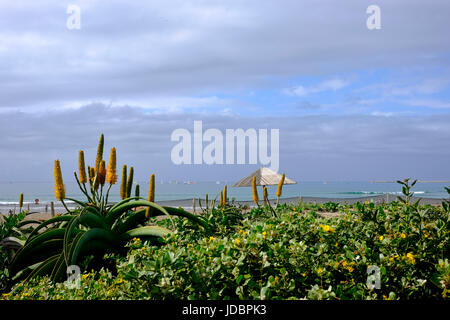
0,236,25,250
78,212,108,230
24,254,60,283
50,253,66,282
11,228,66,267
54,252,74,283
120,226,171,243
162,206,212,233
9,238,64,275
107,197,142,212
70,228,118,265
105,200,171,226
64,197,89,208
10,261,42,283
114,209,147,234
26,215,75,244
63,216,82,265
17,220,42,228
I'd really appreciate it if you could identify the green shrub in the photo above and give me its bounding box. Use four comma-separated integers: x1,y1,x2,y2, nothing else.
3,195,448,300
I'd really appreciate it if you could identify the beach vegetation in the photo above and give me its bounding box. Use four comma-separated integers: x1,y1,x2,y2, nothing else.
3,135,211,290
1,146,448,299
3,184,448,300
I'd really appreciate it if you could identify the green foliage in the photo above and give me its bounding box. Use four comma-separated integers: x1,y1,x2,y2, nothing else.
396,178,420,207
3,190,449,300
0,210,31,292
4,135,212,289
7,199,211,288
442,187,450,213
322,202,342,212
1,181,449,300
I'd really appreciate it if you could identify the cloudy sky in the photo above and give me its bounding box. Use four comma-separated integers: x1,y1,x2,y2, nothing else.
0,0,449,182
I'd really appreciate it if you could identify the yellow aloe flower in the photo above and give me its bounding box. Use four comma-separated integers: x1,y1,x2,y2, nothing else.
54,160,65,201
379,235,384,241
126,166,134,198
106,147,117,185
145,174,155,218
98,160,106,186
120,165,127,200
263,186,268,206
78,150,87,184
94,133,104,174
19,193,24,210
223,184,227,205
252,176,259,205
87,165,92,183
276,173,285,197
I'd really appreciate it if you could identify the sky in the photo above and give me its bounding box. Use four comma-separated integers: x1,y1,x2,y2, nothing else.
0,0,450,182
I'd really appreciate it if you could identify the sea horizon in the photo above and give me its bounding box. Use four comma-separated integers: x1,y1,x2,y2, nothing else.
1,180,448,213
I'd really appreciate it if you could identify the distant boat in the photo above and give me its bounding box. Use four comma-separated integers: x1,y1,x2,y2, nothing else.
216,181,220,185
323,181,327,184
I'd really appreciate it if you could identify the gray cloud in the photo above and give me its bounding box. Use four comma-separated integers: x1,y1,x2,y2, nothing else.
1,0,450,109
0,1,449,182
1,104,449,182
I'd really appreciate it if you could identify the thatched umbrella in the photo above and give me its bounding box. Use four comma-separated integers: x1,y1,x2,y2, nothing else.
232,167,296,188
233,167,296,207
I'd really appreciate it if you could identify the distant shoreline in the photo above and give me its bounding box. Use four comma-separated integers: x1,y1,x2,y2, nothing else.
0,194,444,216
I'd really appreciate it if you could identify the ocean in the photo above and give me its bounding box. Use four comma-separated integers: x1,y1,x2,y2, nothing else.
0,180,448,214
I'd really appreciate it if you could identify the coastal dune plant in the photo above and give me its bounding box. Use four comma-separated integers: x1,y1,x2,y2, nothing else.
7,135,211,286
442,187,450,213
263,186,268,206
19,194,24,211
252,176,259,205
276,173,285,205
145,174,155,218
120,165,127,200
223,185,227,207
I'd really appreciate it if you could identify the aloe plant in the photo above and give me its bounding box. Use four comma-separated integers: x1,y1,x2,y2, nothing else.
442,187,450,213
8,135,211,285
